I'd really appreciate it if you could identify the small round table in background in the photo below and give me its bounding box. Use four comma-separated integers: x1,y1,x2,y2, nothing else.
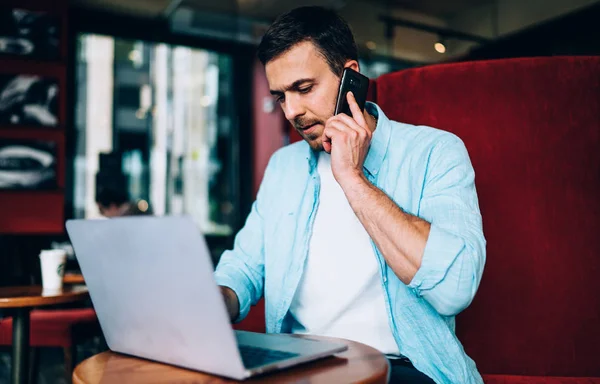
0,285,89,384
73,335,389,384
63,273,86,285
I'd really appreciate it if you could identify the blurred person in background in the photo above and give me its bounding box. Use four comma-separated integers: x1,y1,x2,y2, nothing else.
95,186,151,218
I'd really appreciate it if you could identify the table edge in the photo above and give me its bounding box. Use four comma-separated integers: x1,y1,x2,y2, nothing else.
73,341,391,384
0,287,89,308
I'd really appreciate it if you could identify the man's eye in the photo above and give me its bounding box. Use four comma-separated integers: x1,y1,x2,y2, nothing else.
275,95,285,103
299,86,312,94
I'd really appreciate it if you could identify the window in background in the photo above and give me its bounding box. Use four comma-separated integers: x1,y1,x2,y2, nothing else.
73,34,238,236
359,54,421,78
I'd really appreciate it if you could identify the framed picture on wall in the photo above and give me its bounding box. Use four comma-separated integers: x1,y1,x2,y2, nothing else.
0,139,57,190
0,74,59,127
0,8,60,60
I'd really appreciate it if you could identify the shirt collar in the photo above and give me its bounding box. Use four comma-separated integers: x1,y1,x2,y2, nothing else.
363,102,391,176
306,102,391,176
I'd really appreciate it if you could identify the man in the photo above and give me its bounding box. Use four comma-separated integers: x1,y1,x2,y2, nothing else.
215,6,485,383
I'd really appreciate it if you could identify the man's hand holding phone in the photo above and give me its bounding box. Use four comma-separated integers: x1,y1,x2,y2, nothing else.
323,91,372,187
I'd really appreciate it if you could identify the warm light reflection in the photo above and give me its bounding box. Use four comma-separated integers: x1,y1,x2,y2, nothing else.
137,199,149,212
434,42,446,54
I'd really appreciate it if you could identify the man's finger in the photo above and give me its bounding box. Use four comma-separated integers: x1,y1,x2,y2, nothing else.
328,119,360,138
346,91,367,127
334,113,370,137
323,125,342,140
322,125,341,153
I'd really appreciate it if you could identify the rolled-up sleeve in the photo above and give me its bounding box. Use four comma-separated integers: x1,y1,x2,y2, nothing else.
214,201,265,322
408,136,486,317
214,153,278,322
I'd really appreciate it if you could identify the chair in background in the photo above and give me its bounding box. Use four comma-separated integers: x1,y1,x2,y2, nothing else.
0,307,99,383
0,308,99,383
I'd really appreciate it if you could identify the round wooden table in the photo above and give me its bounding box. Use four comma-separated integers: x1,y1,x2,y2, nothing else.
73,335,389,384
0,285,89,384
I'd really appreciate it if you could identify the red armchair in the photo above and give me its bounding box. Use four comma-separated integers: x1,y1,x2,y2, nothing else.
242,56,599,382
375,56,599,382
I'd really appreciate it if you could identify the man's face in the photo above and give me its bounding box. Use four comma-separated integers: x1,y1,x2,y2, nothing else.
266,41,355,151
98,203,124,218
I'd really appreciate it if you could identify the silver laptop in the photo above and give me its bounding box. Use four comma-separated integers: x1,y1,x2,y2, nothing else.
65,215,347,380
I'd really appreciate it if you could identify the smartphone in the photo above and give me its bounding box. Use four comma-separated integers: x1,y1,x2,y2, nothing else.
333,68,370,116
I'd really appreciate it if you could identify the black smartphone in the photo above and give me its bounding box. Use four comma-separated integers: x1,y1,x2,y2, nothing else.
333,67,370,116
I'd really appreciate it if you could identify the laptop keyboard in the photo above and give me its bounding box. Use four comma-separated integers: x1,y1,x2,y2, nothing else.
239,345,300,369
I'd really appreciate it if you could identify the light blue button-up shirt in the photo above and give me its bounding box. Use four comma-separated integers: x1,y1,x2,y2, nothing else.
215,102,486,383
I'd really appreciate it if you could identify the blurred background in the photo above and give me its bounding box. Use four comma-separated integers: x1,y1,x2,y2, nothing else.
0,0,597,302
0,0,598,382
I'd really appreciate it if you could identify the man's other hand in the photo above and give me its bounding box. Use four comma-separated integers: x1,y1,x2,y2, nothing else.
219,286,240,322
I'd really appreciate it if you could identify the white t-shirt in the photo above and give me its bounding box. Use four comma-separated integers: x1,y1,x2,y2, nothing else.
289,153,400,355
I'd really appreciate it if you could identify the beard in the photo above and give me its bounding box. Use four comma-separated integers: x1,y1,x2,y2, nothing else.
293,116,325,151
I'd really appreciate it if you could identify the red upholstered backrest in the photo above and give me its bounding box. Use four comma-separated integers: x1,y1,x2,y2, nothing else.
376,57,600,377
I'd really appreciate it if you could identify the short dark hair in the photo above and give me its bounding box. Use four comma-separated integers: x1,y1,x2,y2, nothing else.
257,6,358,76
96,186,129,207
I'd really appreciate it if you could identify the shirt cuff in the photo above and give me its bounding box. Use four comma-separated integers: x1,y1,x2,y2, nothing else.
214,265,253,323
408,223,465,293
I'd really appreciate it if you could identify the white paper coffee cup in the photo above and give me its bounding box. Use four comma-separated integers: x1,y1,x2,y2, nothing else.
39,249,67,291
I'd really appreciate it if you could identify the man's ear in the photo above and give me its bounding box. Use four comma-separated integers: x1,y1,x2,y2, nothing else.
344,60,360,73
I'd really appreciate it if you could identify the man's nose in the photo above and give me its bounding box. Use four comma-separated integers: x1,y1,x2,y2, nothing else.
282,94,305,121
